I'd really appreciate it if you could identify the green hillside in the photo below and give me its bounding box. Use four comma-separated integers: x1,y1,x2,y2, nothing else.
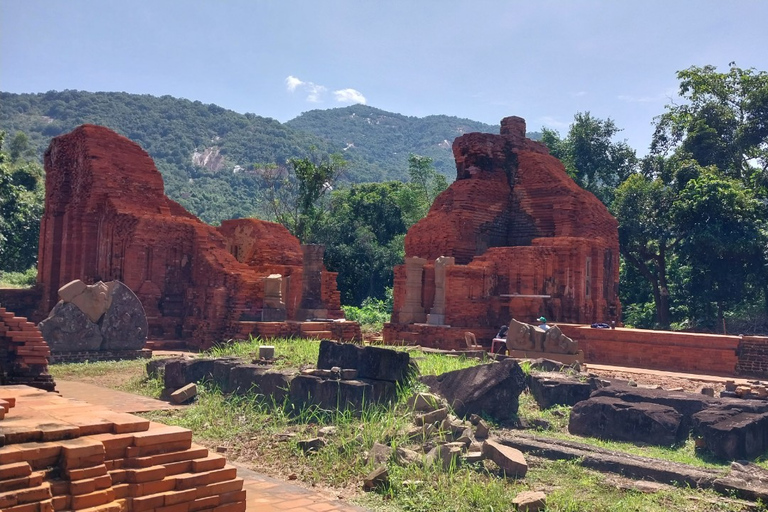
0,90,534,222
286,104,500,181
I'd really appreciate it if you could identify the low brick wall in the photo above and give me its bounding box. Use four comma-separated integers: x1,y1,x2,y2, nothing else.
736,335,768,378
558,325,740,376
0,286,43,322
383,323,499,351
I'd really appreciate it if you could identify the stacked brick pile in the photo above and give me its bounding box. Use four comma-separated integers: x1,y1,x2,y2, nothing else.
0,308,56,391
0,385,244,511
37,125,352,349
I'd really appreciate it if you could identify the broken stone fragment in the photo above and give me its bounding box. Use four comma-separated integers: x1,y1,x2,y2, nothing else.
365,442,392,465
474,419,490,439
463,451,484,465
340,369,358,380
363,466,388,491
482,439,528,478
700,387,715,397
414,407,449,426
170,383,197,404
425,444,462,470
407,392,443,412
297,437,326,454
512,490,546,511
318,426,337,437
406,423,436,442
456,428,474,446
395,446,421,466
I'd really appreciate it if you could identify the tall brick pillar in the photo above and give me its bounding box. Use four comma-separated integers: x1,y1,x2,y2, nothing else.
427,256,455,325
399,257,427,324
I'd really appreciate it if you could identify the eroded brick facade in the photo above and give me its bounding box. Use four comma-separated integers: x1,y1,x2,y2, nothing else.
37,125,351,348
385,116,621,347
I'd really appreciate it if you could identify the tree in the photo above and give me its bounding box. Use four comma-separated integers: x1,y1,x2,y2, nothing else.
396,154,448,227
313,182,408,305
541,113,638,205
258,154,346,243
612,168,680,328
652,63,768,188
0,132,45,273
672,169,767,330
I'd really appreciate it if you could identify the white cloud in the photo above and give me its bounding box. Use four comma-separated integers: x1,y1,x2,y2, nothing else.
285,75,303,92
334,88,367,104
285,75,327,102
571,91,587,97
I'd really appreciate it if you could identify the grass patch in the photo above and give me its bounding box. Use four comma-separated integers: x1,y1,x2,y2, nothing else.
53,340,751,511
49,358,163,398
0,267,37,288
206,336,320,370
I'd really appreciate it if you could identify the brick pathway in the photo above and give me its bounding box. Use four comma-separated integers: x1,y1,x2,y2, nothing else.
55,378,370,511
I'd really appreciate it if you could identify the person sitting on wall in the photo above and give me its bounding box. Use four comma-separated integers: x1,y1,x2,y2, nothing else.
496,325,508,339
538,316,550,331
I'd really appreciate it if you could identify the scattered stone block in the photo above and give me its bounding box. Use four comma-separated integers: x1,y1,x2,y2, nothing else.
170,383,197,404
317,340,412,383
366,442,392,465
297,438,326,454
395,446,421,466
318,426,337,438
363,466,389,491
414,407,449,427
407,392,443,412
482,439,528,478
421,359,526,421
258,346,275,360
528,372,593,409
692,405,768,460
512,490,546,512
569,396,684,445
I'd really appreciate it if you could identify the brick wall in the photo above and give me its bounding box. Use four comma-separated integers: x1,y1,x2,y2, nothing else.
736,335,768,377
0,287,43,322
558,325,740,375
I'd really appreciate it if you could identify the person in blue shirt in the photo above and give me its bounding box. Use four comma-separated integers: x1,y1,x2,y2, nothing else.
538,316,550,331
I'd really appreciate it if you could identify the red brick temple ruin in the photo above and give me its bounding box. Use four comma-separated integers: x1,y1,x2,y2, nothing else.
36,124,360,349
384,116,621,349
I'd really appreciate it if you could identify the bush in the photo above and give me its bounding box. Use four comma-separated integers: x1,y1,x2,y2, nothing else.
342,294,391,332
0,267,37,288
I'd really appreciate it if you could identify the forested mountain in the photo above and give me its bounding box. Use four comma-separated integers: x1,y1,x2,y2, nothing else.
0,90,519,222
286,105,502,181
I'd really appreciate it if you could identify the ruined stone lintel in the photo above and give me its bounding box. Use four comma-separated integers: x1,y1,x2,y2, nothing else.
399,256,427,324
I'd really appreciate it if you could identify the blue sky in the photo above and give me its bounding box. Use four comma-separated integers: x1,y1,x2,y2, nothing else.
2,1,767,154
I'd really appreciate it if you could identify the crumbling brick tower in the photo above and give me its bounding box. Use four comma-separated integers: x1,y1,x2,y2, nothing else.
384,116,621,348
37,125,348,348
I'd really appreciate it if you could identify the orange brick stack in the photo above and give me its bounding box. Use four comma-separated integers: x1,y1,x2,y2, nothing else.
385,116,621,348
0,308,55,391
0,385,245,512
37,124,353,349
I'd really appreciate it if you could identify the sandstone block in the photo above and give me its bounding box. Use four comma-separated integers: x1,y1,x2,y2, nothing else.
482,439,528,478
